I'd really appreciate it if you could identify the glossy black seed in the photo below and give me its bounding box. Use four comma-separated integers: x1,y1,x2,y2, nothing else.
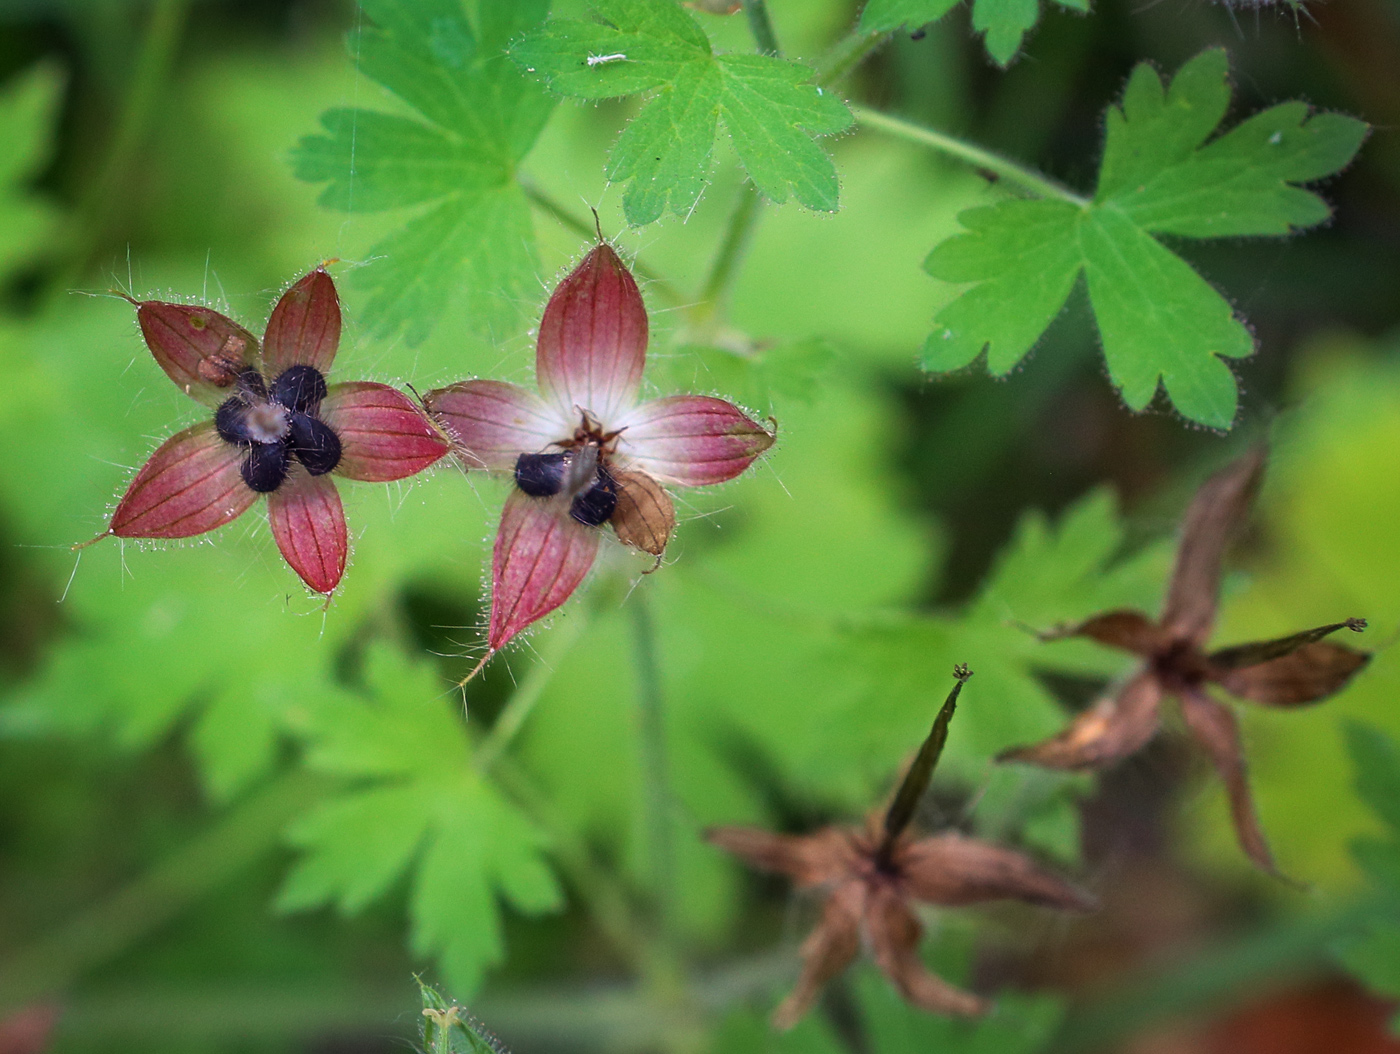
214,397,253,444
515,452,569,497
241,441,290,493
271,365,328,413
288,412,342,476
570,469,618,527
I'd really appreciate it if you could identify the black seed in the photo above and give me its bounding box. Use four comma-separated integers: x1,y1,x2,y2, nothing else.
271,365,328,413
289,412,342,476
242,441,290,493
214,397,253,444
236,368,269,399
570,469,618,527
515,452,569,497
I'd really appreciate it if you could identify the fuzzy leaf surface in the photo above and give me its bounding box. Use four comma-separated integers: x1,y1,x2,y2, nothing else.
279,643,561,995
511,0,852,225
291,0,555,344
922,49,1367,429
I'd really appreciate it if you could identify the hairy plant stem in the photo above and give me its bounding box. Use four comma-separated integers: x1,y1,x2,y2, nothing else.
473,615,587,775
693,182,764,333
742,0,782,56
0,769,325,1014
519,180,686,306
54,0,189,296
851,104,1091,206
816,28,889,86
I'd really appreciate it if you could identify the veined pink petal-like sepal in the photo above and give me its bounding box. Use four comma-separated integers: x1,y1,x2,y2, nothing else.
137,301,259,406
110,422,256,538
620,396,775,486
490,491,600,651
262,267,341,378
423,380,564,472
267,470,348,594
536,243,647,425
321,382,450,482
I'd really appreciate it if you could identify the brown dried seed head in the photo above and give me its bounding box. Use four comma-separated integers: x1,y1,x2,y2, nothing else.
610,471,675,556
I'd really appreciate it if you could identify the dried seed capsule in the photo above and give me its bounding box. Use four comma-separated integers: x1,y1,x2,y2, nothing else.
570,469,618,526
271,364,329,414
610,470,675,555
242,441,290,493
514,452,570,497
288,413,342,476
214,397,254,444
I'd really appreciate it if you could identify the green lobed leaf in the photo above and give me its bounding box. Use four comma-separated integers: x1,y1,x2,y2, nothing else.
859,0,1079,67
922,49,1367,429
1344,722,1400,834
279,643,562,995
291,0,555,345
511,0,852,226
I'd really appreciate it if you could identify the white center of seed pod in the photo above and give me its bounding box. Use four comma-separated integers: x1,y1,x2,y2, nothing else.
245,402,290,443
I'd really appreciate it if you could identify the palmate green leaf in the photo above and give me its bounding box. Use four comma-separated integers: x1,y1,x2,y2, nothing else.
922,50,1368,429
291,0,555,345
859,0,1086,68
0,63,62,284
279,644,561,996
511,0,852,226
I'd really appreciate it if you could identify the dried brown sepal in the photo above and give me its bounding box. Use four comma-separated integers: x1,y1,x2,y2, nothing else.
866,887,989,1018
703,825,854,889
1208,618,1367,670
998,673,1162,770
1160,445,1267,644
609,470,675,555
899,832,1097,911
1214,643,1371,706
1179,690,1278,875
1044,609,1171,656
772,883,863,1030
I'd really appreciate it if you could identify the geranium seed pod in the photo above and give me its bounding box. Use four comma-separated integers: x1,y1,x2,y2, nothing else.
214,397,255,445
570,469,618,527
271,364,329,414
288,413,342,476
242,441,290,493
514,452,570,497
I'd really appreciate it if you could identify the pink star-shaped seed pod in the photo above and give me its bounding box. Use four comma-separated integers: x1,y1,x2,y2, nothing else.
424,241,775,665
94,267,451,594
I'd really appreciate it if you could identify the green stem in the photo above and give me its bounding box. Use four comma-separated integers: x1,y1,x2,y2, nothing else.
697,183,763,317
491,759,665,984
473,616,587,775
742,0,781,56
0,769,325,1014
520,180,687,307
816,29,889,87
630,590,675,950
55,0,189,291
851,104,1090,206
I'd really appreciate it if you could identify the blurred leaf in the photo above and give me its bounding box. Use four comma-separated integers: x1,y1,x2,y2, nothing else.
860,0,1085,67
1344,721,1400,833
511,0,852,225
280,643,561,996
922,50,1367,429
0,63,62,285
292,0,555,345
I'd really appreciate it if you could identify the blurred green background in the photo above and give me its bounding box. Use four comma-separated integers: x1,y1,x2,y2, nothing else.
1,0,1399,1052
